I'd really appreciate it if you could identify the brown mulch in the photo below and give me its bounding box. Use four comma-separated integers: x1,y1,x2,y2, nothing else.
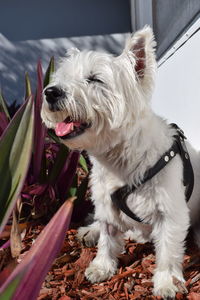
1,225,200,300
35,228,200,300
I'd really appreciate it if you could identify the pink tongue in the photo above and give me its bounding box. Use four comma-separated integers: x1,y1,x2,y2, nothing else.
55,122,74,137
55,121,81,137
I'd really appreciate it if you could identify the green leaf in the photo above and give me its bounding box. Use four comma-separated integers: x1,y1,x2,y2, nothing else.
0,98,34,233
69,187,77,197
0,92,10,120
68,174,78,198
79,154,88,173
0,272,23,300
25,72,32,99
43,57,55,88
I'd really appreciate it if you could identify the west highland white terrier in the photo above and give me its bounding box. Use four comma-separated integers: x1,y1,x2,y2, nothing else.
41,27,200,298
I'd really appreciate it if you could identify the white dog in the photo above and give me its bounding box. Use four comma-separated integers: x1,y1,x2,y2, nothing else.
41,27,200,298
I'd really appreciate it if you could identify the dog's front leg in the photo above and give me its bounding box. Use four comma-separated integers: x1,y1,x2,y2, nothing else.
77,220,100,247
85,221,124,283
152,203,189,299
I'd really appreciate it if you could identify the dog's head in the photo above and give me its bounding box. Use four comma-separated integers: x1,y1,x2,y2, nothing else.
41,26,156,152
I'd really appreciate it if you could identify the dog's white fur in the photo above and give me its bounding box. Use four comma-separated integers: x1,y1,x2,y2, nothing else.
41,27,200,298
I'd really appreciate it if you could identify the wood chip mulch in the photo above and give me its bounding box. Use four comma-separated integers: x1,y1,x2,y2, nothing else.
37,229,200,300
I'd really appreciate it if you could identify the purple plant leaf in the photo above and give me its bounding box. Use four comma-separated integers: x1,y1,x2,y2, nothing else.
0,92,10,121
0,267,27,300
47,144,69,185
57,151,80,201
0,112,9,136
0,239,10,250
33,61,47,182
48,185,55,201
21,193,32,200
0,199,74,300
27,184,47,195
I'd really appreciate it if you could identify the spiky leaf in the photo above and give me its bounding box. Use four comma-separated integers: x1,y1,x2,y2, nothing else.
43,57,55,88
0,199,74,300
0,98,34,233
0,92,10,120
33,61,46,182
24,73,32,99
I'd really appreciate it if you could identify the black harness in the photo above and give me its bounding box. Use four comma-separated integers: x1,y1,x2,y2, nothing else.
111,124,194,224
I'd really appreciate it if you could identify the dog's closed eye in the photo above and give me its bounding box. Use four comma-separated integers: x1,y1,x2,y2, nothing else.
86,75,104,84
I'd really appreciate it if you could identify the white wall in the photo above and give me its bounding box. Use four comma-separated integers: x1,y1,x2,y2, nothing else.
152,21,200,150
0,33,128,104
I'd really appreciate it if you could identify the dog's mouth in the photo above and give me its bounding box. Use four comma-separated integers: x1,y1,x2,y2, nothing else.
55,116,91,140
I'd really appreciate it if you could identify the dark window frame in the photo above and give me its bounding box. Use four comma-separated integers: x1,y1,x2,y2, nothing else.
130,0,200,60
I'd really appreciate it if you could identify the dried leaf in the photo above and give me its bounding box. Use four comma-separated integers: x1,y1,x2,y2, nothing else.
10,211,22,258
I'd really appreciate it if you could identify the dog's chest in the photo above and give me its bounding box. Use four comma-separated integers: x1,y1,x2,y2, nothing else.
90,158,158,228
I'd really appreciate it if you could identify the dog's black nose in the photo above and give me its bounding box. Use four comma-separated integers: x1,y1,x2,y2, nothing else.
44,86,64,104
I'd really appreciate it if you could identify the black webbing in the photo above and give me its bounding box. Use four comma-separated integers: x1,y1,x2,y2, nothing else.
111,124,194,223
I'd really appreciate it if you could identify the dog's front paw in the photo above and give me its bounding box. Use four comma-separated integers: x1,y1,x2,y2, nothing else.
85,260,117,283
124,229,151,243
77,225,99,247
153,284,177,299
153,271,179,299
172,276,188,294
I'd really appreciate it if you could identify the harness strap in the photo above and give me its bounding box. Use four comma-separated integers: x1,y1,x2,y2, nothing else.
111,124,194,224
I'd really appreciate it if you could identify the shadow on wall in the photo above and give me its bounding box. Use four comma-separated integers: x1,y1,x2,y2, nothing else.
0,33,129,105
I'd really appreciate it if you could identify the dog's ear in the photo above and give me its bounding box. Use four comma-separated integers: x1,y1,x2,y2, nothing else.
124,26,156,79
66,47,80,57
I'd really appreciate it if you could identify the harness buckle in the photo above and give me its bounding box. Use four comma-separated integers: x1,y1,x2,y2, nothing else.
170,123,187,139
